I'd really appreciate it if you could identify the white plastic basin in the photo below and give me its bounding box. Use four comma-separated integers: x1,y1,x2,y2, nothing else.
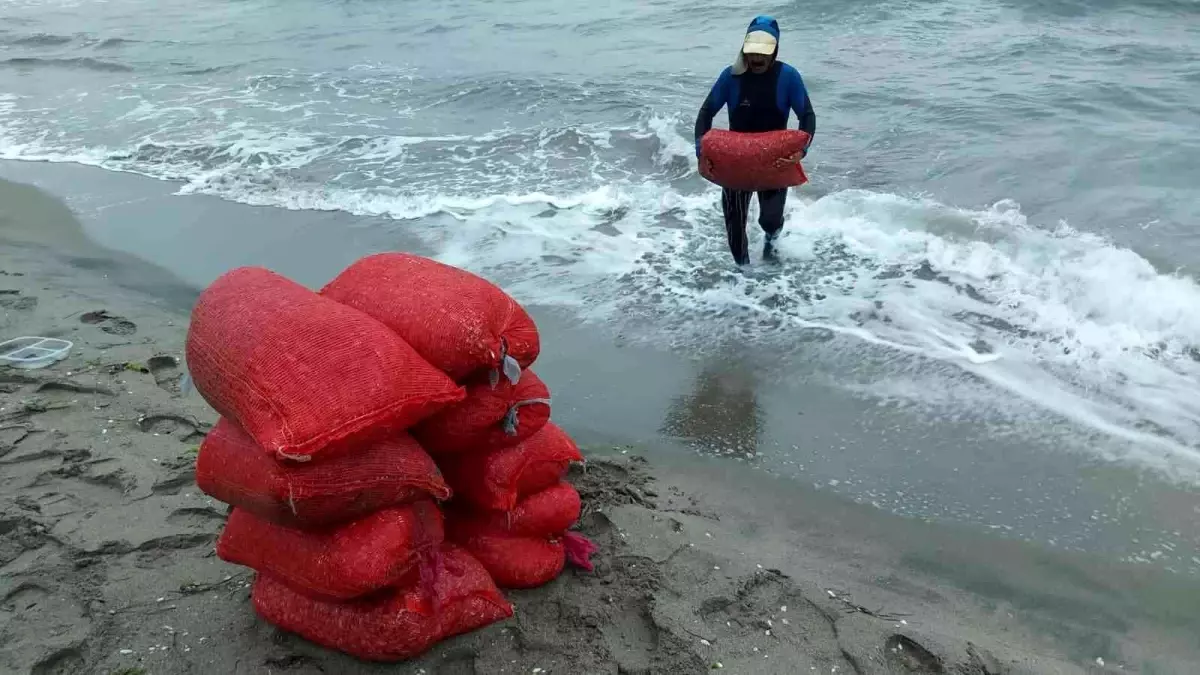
0,337,74,370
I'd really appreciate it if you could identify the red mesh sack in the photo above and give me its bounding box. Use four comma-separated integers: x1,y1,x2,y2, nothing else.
217,501,444,600
196,418,451,529
186,266,465,462
446,482,581,539
413,370,551,457
450,533,566,589
438,422,583,511
252,545,513,662
699,129,811,191
320,252,540,383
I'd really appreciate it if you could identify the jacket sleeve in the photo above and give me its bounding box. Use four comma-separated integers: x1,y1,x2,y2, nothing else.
694,69,730,157
786,67,816,153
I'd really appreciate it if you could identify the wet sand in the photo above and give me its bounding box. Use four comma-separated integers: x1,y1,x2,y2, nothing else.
2,174,1200,674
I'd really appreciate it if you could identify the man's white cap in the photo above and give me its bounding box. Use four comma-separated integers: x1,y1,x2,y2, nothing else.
732,30,778,75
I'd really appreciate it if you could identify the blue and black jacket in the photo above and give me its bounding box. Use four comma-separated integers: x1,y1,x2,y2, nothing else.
694,16,816,157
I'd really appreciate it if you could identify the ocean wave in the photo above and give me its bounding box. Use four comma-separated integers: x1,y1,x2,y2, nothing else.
0,57,132,73
5,33,73,47
0,32,138,50
998,0,1200,17
0,101,693,200
96,37,137,49
177,65,240,76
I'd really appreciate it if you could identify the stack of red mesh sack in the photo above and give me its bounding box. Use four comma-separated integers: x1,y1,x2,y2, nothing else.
321,253,597,590
188,265,512,662
189,255,595,663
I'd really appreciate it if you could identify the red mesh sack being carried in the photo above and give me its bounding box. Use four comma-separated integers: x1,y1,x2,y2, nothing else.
186,267,465,462
217,501,443,600
438,422,583,511
413,370,551,457
320,252,540,384
252,545,513,662
196,418,450,529
446,482,581,539
699,129,810,191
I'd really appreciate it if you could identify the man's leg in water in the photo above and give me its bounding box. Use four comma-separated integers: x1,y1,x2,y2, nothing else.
721,188,753,265
758,188,787,261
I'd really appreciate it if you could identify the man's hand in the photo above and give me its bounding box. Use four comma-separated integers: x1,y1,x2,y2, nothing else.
774,150,806,168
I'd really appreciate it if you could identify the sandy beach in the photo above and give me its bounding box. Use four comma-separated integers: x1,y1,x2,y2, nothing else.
3,174,1200,675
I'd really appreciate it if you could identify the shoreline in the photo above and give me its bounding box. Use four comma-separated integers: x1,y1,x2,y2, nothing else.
6,157,1200,578
2,175,1199,673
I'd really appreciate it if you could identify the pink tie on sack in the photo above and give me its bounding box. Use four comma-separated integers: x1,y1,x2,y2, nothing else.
563,532,598,572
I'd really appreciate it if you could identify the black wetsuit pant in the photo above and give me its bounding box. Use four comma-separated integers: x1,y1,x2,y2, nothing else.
721,187,786,265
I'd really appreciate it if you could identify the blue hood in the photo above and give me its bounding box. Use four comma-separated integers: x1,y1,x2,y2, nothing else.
746,15,780,41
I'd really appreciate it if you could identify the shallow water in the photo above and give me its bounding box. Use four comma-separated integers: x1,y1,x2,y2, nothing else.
2,0,1200,569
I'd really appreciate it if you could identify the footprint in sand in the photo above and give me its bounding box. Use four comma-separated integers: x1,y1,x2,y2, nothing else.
885,634,945,672
0,425,32,460
1,582,91,675
151,471,194,496
30,647,85,675
697,569,838,646
79,309,137,335
152,451,200,495
166,507,227,529
0,290,38,311
136,413,208,443
0,516,52,567
36,380,114,398
147,355,182,393
79,310,110,325
27,447,136,496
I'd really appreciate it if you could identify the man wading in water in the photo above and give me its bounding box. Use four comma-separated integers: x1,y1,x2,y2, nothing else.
694,15,816,266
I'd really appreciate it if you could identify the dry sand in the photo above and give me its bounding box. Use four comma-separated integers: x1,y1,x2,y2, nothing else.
3,176,1198,674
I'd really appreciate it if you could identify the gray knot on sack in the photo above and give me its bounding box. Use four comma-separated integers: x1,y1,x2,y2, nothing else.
488,354,523,390
489,338,523,389
501,398,552,436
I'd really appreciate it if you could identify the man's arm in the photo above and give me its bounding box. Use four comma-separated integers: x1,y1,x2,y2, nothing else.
785,67,816,155
797,96,815,143
694,69,731,156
